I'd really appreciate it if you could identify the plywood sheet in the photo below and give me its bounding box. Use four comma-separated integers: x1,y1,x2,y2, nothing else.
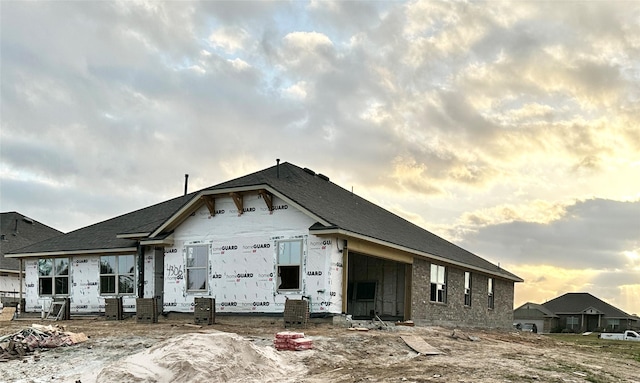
400,335,442,355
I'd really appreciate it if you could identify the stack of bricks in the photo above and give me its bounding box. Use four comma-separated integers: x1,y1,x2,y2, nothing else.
273,331,313,351
135,298,158,323
283,299,309,328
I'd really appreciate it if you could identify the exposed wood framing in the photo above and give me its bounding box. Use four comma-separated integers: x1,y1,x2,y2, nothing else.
230,192,243,215
405,263,412,321
258,189,273,213
202,196,216,216
342,241,349,314
347,238,413,264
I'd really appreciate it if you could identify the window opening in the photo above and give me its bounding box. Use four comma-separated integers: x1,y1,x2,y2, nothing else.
186,245,208,291
100,255,135,295
355,282,376,301
488,277,494,309
277,240,303,291
38,258,69,296
430,264,446,303
607,318,620,331
567,316,579,330
464,271,472,306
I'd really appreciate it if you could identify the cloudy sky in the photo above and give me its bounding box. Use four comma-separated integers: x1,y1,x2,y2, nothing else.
1,1,638,315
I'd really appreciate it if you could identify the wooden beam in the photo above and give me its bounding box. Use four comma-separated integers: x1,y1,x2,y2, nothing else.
347,238,413,264
342,241,348,314
230,192,243,215
258,189,273,213
202,196,216,216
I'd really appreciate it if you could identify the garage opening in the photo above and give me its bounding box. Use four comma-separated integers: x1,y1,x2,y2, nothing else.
347,252,408,321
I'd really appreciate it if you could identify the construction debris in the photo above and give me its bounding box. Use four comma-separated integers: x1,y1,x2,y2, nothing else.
395,320,415,327
450,328,479,341
273,331,313,351
400,335,442,355
0,324,88,362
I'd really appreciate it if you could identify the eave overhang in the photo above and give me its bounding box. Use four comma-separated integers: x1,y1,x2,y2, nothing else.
6,247,138,258
140,233,174,246
0,268,23,274
116,232,151,239
310,226,524,283
150,185,331,238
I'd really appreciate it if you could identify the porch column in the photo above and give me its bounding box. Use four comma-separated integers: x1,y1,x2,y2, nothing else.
137,245,145,298
18,258,23,316
341,240,348,314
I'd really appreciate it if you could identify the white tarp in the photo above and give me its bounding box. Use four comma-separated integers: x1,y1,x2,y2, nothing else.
164,193,343,314
22,192,344,316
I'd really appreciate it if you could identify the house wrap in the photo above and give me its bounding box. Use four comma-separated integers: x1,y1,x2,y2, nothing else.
7,162,522,328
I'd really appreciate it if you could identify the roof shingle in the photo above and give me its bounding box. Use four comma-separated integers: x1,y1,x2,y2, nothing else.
8,162,520,281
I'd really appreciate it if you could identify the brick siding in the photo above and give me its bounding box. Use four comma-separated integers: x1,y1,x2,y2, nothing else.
411,258,514,329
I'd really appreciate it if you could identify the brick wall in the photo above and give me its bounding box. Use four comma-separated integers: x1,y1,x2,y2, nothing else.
411,258,514,329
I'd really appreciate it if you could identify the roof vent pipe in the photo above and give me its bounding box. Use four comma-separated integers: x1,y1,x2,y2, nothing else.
276,159,280,178
184,174,189,196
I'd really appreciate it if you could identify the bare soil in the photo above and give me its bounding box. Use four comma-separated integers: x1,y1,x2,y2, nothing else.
1,308,639,383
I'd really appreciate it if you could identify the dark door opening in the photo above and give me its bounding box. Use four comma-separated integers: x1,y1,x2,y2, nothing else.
346,252,407,321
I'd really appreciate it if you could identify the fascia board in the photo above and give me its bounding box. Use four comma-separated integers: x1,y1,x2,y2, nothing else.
150,185,331,237
116,232,151,239
311,227,524,283
6,247,138,258
141,233,174,246
0,269,21,274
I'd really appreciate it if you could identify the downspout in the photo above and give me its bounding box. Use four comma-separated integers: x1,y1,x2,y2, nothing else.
137,245,145,298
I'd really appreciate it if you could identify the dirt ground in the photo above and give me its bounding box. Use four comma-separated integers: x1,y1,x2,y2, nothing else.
1,307,639,383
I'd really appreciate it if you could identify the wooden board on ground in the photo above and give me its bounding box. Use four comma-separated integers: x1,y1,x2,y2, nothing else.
400,335,442,355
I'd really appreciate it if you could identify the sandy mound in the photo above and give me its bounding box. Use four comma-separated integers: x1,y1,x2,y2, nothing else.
96,331,306,383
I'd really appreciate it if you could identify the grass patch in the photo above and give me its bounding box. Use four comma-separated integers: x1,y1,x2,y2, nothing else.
546,333,640,362
540,360,620,383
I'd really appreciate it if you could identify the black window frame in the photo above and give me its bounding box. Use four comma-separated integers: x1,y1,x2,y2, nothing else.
487,277,495,309
464,271,472,306
430,264,447,303
38,258,69,296
99,254,136,296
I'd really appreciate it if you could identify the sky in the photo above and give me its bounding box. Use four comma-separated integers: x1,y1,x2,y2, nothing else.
1,1,638,316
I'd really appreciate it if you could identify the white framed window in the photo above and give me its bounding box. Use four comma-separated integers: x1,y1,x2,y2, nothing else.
487,277,494,309
464,271,472,306
277,240,303,291
607,318,619,330
100,255,135,295
38,258,69,296
186,245,208,291
430,264,446,303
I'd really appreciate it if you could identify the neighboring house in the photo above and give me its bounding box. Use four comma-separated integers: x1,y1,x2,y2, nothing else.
7,162,522,328
515,293,638,332
0,212,63,305
513,302,558,333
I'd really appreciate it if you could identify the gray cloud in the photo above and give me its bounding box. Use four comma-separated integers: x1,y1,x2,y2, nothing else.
459,198,640,270
1,1,639,243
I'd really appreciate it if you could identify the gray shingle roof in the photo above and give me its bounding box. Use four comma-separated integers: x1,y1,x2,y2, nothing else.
6,194,195,255
542,292,635,319
1,212,64,270
205,162,521,281
514,302,558,317
7,162,520,281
